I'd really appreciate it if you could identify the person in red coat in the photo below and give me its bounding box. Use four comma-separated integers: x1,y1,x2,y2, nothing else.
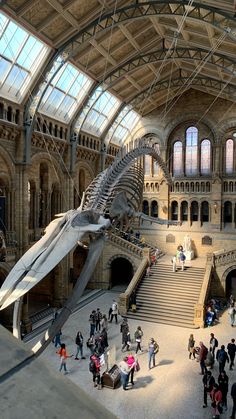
210,383,222,418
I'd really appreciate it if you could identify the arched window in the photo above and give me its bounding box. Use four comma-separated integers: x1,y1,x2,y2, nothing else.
173,141,183,176
201,201,209,223
224,201,232,223
191,201,199,222
171,201,178,221
151,201,158,218
181,201,188,221
225,139,234,174
144,155,152,176
185,126,198,175
200,139,211,175
142,200,149,215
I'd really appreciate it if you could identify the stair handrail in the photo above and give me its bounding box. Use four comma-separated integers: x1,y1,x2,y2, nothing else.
212,248,236,266
118,256,148,315
112,227,157,253
108,232,144,257
194,253,213,328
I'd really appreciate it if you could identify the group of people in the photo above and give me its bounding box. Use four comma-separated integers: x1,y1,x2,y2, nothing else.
171,245,186,272
188,332,236,418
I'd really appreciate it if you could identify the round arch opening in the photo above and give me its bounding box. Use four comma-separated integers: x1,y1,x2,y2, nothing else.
225,269,236,299
110,257,134,288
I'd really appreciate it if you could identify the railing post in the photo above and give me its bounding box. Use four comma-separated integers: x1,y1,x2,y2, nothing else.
194,303,205,328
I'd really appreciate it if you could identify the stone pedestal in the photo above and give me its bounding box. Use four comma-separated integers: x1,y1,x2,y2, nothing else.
184,250,194,260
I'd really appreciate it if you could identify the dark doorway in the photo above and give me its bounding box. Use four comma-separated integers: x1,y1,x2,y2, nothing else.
111,258,133,288
226,269,236,299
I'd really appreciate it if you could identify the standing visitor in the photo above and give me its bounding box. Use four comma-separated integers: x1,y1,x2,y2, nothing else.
216,345,229,374
119,356,131,390
210,383,222,418
110,299,118,323
89,310,96,337
172,255,177,272
95,308,102,332
228,304,236,327
179,251,186,271
227,338,236,370
188,334,195,360
230,382,236,419
199,341,208,375
89,353,102,389
121,318,130,352
100,314,108,332
218,370,229,411
127,353,136,386
87,335,95,355
75,331,84,360
134,326,143,354
148,337,159,369
202,370,215,408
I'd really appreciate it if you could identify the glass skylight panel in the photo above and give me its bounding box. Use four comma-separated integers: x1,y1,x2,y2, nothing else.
82,90,120,136
107,107,140,144
0,11,49,102
39,62,92,123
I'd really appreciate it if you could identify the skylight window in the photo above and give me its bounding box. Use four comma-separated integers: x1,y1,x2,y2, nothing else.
39,63,92,123
106,107,140,144
0,12,49,102
79,88,121,136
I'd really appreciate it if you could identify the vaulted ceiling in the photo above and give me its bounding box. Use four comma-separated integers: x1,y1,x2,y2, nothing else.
2,0,236,117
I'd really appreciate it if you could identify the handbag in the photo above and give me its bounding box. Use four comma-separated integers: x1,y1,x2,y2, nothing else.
135,361,140,372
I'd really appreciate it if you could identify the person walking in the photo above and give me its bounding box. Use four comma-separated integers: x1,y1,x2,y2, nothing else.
188,334,195,360
230,382,236,419
95,308,102,332
89,310,96,337
148,337,159,369
75,331,84,360
57,343,72,374
54,329,62,348
121,318,130,352
119,356,131,390
134,326,143,354
205,347,214,369
202,370,215,408
110,299,118,323
199,341,208,375
218,370,229,411
210,333,218,365
227,338,236,370
216,345,229,374
228,304,236,327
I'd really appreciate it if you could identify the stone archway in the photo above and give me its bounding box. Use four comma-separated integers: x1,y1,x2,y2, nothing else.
109,256,134,288
0,264,13,329
221,265,236,299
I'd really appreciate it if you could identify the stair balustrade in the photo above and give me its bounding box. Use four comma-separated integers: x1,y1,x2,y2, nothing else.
194,254,213,328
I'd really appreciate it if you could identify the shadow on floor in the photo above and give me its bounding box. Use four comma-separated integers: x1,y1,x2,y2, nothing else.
157,359,174,367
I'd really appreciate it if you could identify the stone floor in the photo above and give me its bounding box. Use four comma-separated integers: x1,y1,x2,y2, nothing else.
27,289,235,419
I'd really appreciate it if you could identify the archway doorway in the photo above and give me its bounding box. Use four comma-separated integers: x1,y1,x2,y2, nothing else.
110,257,133,288
226,269,236,299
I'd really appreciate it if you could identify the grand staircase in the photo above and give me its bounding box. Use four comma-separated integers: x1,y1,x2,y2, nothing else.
127,263,205,328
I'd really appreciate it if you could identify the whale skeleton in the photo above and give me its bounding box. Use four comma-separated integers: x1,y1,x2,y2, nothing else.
0,137,174,356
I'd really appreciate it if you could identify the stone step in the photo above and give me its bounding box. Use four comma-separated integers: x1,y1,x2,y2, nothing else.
126,312,198,328
136,297,196,308
139,282,202,290
135,304,195,317
137,288,200,298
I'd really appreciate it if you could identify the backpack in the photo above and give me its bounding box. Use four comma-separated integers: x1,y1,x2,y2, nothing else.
180,253,186,261
154,342,159,354
202,346,208,360
218,350,225,363
214,338,218,348
89,359,96,373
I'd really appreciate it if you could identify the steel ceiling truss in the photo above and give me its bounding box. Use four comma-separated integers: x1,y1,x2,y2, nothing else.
23,1,236,164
